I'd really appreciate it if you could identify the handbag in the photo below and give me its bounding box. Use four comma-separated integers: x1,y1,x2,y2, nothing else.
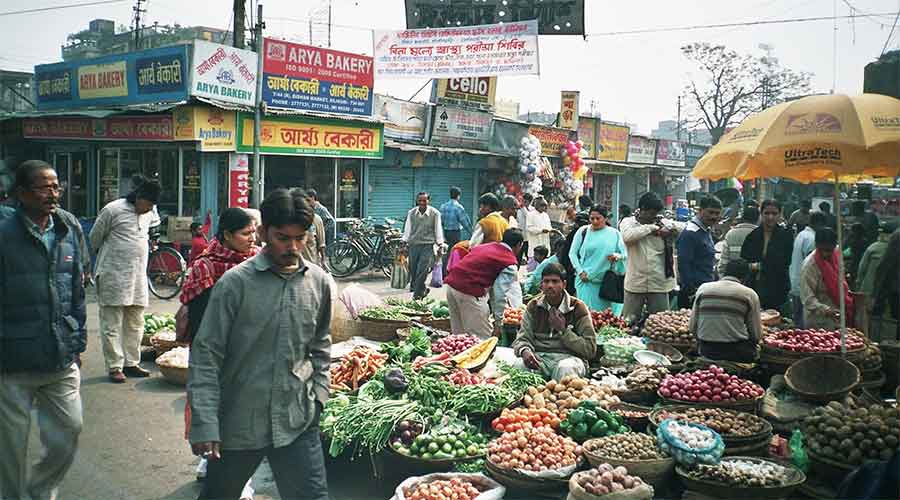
391,254,410,290
600,269,625,303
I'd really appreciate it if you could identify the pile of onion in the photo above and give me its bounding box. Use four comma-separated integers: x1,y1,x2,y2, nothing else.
658,365,763,403
488,426,580,472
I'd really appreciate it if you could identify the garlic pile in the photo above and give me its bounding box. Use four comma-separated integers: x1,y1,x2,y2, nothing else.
152,329,176,342
156,346,189,368
665,420,715,450
688,459,793,488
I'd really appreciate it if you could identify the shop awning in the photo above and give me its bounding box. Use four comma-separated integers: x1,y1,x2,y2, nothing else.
385,139,513,157
663,167,693,176
0,102,184,121
585,160,630,175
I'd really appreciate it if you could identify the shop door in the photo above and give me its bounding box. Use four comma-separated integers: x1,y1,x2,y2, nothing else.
366,166,415,224
415,168,476,240
53,152,89,217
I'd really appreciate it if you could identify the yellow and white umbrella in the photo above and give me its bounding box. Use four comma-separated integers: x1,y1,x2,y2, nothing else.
692,93,900,352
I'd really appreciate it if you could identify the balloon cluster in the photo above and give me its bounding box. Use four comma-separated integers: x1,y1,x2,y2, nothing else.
518,134,544,196
562,140,589,181
558,166,583,199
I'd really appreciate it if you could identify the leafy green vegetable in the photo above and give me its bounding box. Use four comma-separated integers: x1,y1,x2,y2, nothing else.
328,398,422,458
495,360,546,397
454,458,486,474
380,327,432,363
358,379,388,401
359,306,409,321
448,384,516,415
596,325,628,343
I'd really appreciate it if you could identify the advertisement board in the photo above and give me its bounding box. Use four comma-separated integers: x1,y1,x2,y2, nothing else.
374,94,427,141
577,117,597,158
656,139,686,167
236,113,384,158
528,124,570,157
173,106,237,151
598,122,629,162
262,39,373,116
34,45,188,109
373,20,540,79
404,0,585,35
23,115,174,141
627,135,657,164
191,40,257,107
433,77,497,108
685,144,709,168
559,91,579,130
229,153,250,208
430,105,492,149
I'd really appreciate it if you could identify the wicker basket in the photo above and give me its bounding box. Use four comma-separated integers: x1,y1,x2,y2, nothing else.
608,402,652,432
657,394,763,415
613,388,658,406
484,458,571,493
784,355,860,403
675,457,806,499
157,363,188,386
383,446,482,475
426,317,451,331
150,331,186,355
648,405,772,446
645,341,685,363
356,316,413,342
582,441,674,490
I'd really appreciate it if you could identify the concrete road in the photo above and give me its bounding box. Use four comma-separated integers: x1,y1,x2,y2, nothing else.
45,271,443,500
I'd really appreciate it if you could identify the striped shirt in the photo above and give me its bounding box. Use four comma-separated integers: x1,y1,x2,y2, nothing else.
689,276,763,344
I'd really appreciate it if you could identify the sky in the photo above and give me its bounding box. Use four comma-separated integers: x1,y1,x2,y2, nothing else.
1,0,897,134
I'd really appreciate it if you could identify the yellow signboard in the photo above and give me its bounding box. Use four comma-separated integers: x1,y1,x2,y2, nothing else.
77,61,128,99
172,106,237,151
434,77,497,108
598,122,630,162
559,91,579,130
236,112,384,158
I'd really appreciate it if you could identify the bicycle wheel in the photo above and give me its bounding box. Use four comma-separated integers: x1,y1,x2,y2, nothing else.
378,238,404,278
326,240,359,278
147,246,186,300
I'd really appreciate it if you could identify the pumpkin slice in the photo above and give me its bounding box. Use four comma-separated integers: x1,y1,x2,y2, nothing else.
452,337,498,370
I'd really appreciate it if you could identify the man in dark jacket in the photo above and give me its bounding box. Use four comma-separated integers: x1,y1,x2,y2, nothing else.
0,160,86,500
676,196,722,308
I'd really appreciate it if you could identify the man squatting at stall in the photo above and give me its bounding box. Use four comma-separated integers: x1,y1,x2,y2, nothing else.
511,262,598,381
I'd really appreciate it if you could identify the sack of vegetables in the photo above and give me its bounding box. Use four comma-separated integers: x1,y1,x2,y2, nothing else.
393,472,506,500
559,400,630,443
656,419,724,467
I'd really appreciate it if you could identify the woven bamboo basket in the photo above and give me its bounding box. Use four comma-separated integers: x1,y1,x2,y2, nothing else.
784,356,860,403
150,331,186,355
582,441,674,490
426,317,451,331
648,405,772,447
157,363,188,386
383,446,482,476
484,458,571,493
608,402,652,432
675,457,805,499
356,315,414,342
613,388,659,406
657,394,763,415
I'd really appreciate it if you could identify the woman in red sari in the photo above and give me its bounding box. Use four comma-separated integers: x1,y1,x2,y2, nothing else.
180,208,258,493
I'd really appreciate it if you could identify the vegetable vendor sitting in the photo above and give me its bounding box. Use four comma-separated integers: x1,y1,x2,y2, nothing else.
511,262,598,381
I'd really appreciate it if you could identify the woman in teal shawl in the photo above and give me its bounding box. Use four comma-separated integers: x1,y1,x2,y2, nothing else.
569,205,627,315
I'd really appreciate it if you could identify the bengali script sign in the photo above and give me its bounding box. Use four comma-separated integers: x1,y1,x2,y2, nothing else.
430,105,491,149
262,39,373,116
404,0,585,36
656,139,686,167
559,91,579,130
528,124,570,157
577,117,597,158
236,113,384,158
34,45,188,109
23,115,174,141
627,135,657,164
173,106,237,151
191,41,257,106
373,20,540,79
598,122,629,162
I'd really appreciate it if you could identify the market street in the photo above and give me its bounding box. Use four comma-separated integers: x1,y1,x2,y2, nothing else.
52,273,439,500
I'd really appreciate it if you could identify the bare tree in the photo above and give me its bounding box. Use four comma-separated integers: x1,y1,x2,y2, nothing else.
681,43,811,144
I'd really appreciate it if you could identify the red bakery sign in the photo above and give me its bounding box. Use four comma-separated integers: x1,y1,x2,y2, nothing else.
23,115,174,141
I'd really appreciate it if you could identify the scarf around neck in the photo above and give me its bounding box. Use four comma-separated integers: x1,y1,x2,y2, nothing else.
180,238,259,304
814,248,855,325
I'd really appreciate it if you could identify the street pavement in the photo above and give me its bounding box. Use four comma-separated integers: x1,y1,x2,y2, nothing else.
47,270,445,500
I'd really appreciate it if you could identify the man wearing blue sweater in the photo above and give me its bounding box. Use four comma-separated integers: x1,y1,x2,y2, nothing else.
676,196,722,309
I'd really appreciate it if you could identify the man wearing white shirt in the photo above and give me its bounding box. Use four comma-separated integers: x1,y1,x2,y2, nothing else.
789,211,826,328
401,192,444,300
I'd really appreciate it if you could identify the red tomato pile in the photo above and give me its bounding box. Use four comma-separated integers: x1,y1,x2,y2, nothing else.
488,426,581,472
491,407,561,432
591,308,627,329
502,307,524,326
443,369,484,386
658,365,763,403
431,334,479,355
403,478,481,500
764,328,865,353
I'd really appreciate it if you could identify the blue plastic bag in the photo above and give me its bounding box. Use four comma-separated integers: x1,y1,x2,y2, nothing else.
656,418,725,467
429,261,443,288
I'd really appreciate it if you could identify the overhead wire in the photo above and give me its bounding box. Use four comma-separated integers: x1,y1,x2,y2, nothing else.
881,4,900,56
0,0,127,17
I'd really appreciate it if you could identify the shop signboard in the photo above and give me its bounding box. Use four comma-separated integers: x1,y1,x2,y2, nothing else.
598,122,629,162
373,20,540,79
374,94,427,141
685,143,709,168
191,40,257,107
173,106,237,151
627,135,656,164
404,0,585,36
228,153,250,208
430,105,492,149
528,124,570,157
262,39,373,116
34,45,188,109
236,112,384,158
577,117,597,158
433,77,497,109
656,139,686,167
23,115,174,141
559,91,579,130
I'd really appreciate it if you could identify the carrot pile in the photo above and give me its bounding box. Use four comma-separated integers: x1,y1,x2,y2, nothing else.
330,346,387,392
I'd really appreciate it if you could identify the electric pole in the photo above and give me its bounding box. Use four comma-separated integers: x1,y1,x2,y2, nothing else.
676,96,682,143
251,2,265,208
233,0,246,49
132,0,146,50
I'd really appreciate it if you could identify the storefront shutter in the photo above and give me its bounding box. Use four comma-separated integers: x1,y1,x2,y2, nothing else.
415,167,476,239
367,166,416,223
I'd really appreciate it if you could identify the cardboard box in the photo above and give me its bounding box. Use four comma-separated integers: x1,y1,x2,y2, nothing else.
167,216,194,243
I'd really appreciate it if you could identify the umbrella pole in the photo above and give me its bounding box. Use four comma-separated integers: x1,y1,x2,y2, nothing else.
834,175,847,356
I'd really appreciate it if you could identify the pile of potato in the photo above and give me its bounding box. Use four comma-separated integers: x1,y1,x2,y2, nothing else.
584,432,668,461
573,464,652,498
642,310,694,345
654,407,766,438
802,401,900,464
523,375,620,418
624,365,669,392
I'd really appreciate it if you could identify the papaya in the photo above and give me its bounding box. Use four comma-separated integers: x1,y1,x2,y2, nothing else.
452,337,497,370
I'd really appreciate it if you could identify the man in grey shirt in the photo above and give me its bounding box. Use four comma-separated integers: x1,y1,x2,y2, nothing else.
189,188,332,500
401,191,444,300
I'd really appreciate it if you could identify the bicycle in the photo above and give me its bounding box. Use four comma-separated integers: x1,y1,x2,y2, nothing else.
326,217,404,279
147,229,187,300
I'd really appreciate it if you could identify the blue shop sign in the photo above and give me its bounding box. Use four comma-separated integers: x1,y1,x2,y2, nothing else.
35,45,189,110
